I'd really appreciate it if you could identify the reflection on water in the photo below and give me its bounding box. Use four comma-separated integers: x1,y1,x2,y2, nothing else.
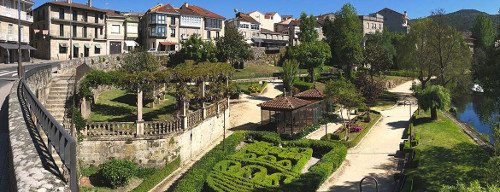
453,91,499,143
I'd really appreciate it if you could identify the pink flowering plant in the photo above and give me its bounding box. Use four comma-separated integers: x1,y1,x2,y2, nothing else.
349,124,363,133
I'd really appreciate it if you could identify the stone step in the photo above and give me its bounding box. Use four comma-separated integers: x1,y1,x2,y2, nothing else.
47,108,65,114
47,95,70,100
53,79,75,84
51,83,74,88
49,87,71,92
48,91,74,96
45,100,68,106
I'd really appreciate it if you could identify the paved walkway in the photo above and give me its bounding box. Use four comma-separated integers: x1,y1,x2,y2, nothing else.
318,80,417,192
0,81,13,189
305,109,358,140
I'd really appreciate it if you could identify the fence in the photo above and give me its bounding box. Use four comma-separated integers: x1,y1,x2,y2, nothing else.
20,68,78,191
83,98,229,138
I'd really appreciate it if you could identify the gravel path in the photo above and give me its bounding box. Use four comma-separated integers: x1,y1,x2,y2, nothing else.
318,80,417,192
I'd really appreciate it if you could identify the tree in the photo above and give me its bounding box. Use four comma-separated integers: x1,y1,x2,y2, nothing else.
355,72,385,104
471,14,496,50
216,25,252,66
325,3,363,79
417,85,451,120
282,59,299,91
325,79,364,140
429,10,472,88
289,41,331,82
493,123,500,156
176,34,218,63
364,32,395,79
298,12,318,43
121,50,162,122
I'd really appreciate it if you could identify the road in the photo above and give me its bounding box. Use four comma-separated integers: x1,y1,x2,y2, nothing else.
318,80,417,192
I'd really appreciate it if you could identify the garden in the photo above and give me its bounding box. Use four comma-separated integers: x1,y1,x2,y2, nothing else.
171,131,347,192
321,111,382,148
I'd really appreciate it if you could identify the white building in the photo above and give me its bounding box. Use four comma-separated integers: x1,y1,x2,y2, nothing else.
248,11,281,32
0,0,35,63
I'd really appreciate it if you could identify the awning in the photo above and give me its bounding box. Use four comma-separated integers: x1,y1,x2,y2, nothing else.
159,41,177,46
84,43,91,48
73,43,80,48
125,40,138,47
251,38,264,43
0,43,36,50
95,44,101,48
59,43,68,47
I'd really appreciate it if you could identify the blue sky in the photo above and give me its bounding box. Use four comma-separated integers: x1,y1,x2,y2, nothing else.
33,0,499,19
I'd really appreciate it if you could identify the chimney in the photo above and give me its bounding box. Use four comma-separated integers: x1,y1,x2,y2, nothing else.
66,0,72,3
184,2,188,7
88,0,92,7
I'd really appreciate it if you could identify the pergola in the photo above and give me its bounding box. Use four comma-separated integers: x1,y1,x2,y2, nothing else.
259,96,324,135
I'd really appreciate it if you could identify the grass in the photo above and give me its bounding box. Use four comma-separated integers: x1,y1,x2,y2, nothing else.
132,158,180,192
405,110,491,192
333,112,382,148
90,89,177,122
235,81,268,94
233,65,283,79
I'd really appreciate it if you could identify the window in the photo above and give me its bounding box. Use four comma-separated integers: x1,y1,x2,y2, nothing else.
100,28,103,35
59,24,64,37
207,30,211,39
371,23,376,29
59,8,64,19
72,10,77,21
73,26,77,37
59,45,67,53
95,47,101,54
251,24,259,30
171,17,176,25
151,26,166,37
216,31,220,38
95,13,99,23
158,15,166,24
366,23,369,29
84,12,88,22
239,24,249,28
94,27,98,38
170,28,175,37
111,25,120,34
205,19,222,29
8,24,13,35
83,26,87,38
379,24,382,29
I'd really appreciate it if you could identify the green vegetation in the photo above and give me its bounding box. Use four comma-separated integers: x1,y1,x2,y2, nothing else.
321,111,382,148
404,110,490,191
232,64,282,79
90,88,177,122
96,159,138,188
235,81,268,94
441,181,500,192
282,60,300,91
206,141,313,191
289,40,331,82
416,85,451,120
132,158,180,192
172,131,347,192
294,80,314,91
216,25,253,66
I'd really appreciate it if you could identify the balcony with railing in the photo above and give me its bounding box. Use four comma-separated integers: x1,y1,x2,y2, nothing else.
0,5,33,22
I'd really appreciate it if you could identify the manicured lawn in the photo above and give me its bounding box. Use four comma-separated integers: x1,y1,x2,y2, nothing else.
235,81,268,94
405,110,491,192
90,88,177,122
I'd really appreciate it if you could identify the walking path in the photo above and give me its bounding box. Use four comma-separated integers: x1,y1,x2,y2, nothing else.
318,80,417,192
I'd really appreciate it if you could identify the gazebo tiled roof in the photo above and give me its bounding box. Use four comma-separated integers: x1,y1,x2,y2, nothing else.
295,88,325,100
259,97,311,111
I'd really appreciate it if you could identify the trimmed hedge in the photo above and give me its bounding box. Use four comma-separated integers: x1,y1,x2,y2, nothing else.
132,157,180,192
97,159,137,188
171,131,347,192
293,80,314,91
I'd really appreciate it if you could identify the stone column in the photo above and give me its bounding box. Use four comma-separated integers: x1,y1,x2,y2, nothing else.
136,87,144,135
182,101,188,129
201,81,206,98
202,102,207,119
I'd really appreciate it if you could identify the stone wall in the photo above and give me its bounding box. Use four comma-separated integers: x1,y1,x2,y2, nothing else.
246,47,286,66
78,107,230,167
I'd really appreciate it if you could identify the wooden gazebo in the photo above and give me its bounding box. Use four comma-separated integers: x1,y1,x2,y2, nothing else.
295,88,325,101
259,96,324,135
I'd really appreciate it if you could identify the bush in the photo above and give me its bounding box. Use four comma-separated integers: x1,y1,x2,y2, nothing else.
72,107,86,131
321,133,341,141
383,70,418,77
97,159,137,188
294,80,314,91
132,158,180,192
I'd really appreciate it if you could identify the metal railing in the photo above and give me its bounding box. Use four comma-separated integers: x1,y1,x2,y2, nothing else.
20,67,78,191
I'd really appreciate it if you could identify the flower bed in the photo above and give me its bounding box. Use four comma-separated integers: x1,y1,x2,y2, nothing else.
171,131,347,192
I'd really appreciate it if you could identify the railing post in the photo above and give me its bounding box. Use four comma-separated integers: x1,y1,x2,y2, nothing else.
216,101,220,114
182,101,188,129
202,102,207,119
136,120,144,136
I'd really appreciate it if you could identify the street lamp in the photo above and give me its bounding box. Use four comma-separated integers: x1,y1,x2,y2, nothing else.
17,0,23,78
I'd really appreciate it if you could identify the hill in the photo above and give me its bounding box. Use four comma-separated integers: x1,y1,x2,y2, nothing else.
411,9,500,32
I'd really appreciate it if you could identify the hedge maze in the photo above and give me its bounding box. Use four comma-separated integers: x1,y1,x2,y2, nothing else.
206,141,313,191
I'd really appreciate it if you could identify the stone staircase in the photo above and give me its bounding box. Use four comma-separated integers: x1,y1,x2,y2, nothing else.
45,73,75,129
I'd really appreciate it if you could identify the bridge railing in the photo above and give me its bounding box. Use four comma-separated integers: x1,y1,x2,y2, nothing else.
20,66,78,192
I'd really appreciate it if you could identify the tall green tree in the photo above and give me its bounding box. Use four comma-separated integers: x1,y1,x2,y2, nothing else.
326,3,364,79
289,41,331,82
472,14,496,49
179,34,217,62
364,31,395,79
417,85,451,120
282,59,299,91
216,25,252,66
298,12,319,43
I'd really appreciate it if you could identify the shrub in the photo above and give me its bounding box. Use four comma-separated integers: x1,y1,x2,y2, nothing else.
294,80,314,91
72,107,86,131
97,159,137,188
132,158,180,192
321,133,341,141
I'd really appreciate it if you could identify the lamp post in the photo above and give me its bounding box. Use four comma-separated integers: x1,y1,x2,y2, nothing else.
17,0,23,78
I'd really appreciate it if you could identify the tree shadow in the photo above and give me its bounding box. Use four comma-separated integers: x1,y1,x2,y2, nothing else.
143,102,179,121
412,116,433,126
229,122,266,131
408,142,490,191
111,93,137,107
386,120,409,130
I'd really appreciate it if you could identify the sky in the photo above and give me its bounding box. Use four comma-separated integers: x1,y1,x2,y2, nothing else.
33,0,499,19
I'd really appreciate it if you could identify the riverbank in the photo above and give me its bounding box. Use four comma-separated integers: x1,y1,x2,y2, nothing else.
403,110,491,191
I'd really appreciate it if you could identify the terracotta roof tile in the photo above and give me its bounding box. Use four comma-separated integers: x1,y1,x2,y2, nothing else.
295,89,325,100
265,12,277,19
46,1,106,12
236,12,260,24
150,4,179,14
104,9,124,17
183,4,224,19
259,97,311,110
